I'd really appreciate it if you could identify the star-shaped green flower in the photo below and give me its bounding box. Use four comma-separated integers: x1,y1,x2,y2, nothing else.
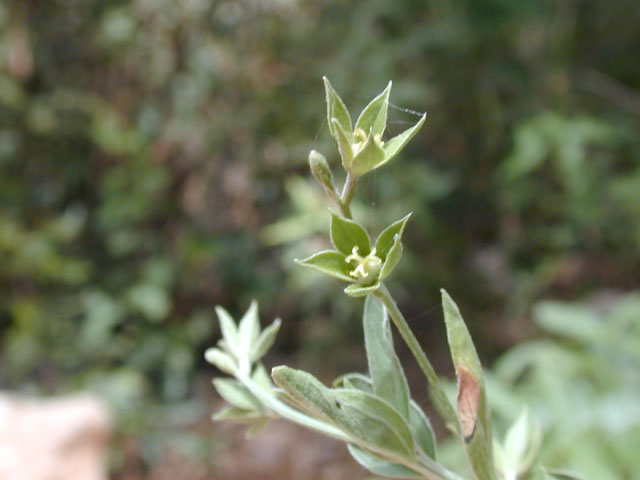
324,77,426,176
296,212,411,297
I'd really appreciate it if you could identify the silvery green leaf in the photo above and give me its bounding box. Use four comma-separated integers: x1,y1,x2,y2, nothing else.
252,363,273,392
350,130,387,175
409,401,436,460
375,213,412,262
355,81,392,138
204,347,236,375
333,372,373,392
363,295,410,419
504,408,533,466
213,406,262,422
250,318,281,362
382,113,426,167
332,118,354,170
441,289,498,480
344,282,380,297
272,366,415,459
295,250,353,282
379,233,403,280
347,444,422,479
213,378,262,411
334,389,415,458
238,300,260,353
330,213,371,256
272,365,341,421
324,76,352,140
215,306,240,357
493,440,508,475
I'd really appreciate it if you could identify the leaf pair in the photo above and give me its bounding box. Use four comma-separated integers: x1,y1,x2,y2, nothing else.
324,77,426,176
296,212,411,297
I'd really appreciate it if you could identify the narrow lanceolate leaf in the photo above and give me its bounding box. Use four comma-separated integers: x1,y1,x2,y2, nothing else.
238,300,260,353
441,289,498,480
350,130,386,175
272,366,415,460
204,347,236,375
250,318,281,362
324,76,352,139
332,372,373,392
355,81,392,137
334,389,415,458
379,233,403,280
295,250,353,282
213,378,262,412
363,295,410,420
215,306,240,357
375,213,412,261
330,213,371,256
382,113,427,166
213,406,262,422
409,400,437,460
344,281,380,297
348,444,422,479
332,118,354,170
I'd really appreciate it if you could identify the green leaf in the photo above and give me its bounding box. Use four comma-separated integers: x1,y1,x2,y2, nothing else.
355,81,392,137
324,76,352,139
215,306,240,357
238,300,260,353
350,131,387,175
441,289,498,480
334,389,415,458
330,213,371,256
333,372,373,392
409,401,437,460
204,347,236,374
348,444,422,479
375,213,412,261
363,295,410,419
272,366,415,459
332,118,355,170
504,408,533,466
295,250,353,282
344,282,380,297
250,318,281,362
382,113,426,166
213,406,262,422
252,363,274,392
213,378,262,411
379,233,403,280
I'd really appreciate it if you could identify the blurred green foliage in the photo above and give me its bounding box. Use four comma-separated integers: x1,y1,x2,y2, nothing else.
0,0,638,474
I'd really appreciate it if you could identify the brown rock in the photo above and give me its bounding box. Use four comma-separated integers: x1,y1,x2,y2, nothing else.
0,393,111,480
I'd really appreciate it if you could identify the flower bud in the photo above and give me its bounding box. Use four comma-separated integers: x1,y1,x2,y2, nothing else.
308,150,335,193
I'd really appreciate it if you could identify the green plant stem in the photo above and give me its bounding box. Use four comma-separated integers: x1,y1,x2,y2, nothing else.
374,283,460,434
339,172,358,219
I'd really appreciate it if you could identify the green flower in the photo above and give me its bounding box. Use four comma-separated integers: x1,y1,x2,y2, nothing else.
323,77,426,176
296,212,411,297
